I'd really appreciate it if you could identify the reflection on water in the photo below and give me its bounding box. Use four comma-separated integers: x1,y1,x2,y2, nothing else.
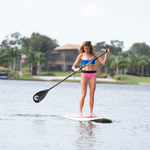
76,122,97,149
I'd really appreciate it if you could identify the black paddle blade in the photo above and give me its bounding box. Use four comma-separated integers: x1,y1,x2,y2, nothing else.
33,89,49,103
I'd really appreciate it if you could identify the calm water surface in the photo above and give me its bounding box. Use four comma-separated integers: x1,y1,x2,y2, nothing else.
0,80,150,150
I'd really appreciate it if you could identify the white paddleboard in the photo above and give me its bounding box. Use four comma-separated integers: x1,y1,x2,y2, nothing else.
63,114,102,122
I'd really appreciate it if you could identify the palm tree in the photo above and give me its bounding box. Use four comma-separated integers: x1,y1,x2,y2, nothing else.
139,55,147,76
0,49,9,66
119,57,132,81
110,56,121,82
104,56,114,75
23,48,37,76
146,58,150,77
110,55,131,81
36,52,47,77
7,47,20,70
129,50,138,73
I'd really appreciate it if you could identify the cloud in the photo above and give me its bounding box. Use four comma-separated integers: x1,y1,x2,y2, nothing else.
79,4,105,18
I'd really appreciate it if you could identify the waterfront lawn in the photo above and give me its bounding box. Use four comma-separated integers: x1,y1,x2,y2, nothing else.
117,75,150,84
40,71,81,77
21,75,43,80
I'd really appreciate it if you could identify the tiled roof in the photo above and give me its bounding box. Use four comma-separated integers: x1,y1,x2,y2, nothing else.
54,44,80,50
0,66,10,71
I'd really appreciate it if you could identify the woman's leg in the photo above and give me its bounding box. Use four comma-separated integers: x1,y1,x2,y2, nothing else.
79,73,88,116
89,75,96,116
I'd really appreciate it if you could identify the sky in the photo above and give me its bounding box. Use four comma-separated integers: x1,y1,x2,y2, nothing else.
0,0,150,51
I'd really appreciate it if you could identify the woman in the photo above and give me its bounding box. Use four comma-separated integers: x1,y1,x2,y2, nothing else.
72,41,109,117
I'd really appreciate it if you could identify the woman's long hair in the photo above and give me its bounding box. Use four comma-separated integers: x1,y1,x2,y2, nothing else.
79,41,95,56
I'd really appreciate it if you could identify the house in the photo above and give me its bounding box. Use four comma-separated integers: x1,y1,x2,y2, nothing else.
45,44,81,71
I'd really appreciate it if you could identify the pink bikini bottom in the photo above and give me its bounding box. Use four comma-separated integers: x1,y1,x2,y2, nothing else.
81,70,96,80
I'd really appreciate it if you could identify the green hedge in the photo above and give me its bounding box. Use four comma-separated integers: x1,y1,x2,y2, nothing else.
22,68,31,76
114,75,121,80
39,72,55,76
100,74,109,78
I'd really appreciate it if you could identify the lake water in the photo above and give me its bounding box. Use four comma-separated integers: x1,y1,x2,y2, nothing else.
0,80,150,150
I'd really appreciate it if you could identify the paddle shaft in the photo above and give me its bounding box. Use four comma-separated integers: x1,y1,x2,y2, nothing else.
47,50,107,91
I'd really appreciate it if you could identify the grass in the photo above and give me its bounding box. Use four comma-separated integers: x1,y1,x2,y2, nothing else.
20,75,43,80
113,75,150,84
19,70,150,85
40,71,81,77
51,74,150,85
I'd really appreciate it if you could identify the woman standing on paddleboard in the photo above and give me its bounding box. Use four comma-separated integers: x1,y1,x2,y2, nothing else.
72,41,109,117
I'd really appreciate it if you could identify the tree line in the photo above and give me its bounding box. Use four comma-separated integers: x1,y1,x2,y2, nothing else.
98,42,150,80
0,32,150,78
0,32,58,76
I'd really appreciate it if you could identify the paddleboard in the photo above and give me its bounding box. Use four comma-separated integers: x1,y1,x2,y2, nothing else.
63,114,112,123
64,114,103,121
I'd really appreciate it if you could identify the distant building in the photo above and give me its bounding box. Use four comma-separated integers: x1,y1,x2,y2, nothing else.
45,44,81,71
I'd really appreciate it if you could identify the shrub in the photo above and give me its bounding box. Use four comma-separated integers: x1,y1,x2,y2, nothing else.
39,72,55,76
8,71,15,78
23,72,31,76
100,74,108,78
22,68,31,76
8,71,20,79
22,68,28,74
114,75,121,80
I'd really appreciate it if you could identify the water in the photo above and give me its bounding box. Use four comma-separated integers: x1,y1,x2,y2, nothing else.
0,80,150,150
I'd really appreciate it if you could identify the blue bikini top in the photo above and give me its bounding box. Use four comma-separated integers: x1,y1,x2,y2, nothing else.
82,58,95,65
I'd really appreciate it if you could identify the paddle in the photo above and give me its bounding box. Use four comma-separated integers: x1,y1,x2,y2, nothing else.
33,49,108,103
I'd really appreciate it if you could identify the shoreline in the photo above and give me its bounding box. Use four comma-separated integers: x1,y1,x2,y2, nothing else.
1,76,150,85
0,76,145,85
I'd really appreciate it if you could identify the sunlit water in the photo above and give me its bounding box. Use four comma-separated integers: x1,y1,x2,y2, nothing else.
0,80,150,150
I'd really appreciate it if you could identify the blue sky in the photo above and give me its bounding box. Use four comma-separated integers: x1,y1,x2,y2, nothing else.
0,0,150,51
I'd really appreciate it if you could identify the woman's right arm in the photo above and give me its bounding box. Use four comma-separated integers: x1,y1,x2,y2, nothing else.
72,54,82,72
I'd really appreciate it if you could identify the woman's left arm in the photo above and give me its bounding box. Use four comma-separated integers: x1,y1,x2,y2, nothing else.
95,49,110,65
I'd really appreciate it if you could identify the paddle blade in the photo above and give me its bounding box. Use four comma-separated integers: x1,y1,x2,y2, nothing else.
33,89,49,103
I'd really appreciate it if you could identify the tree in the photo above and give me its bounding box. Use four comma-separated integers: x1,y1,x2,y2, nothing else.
7,47,20,70
129,50,139,73
146,58,150,77
110,56,121,82
110,55,131,81
119,57,131,81
94,40,123,55
21,32,59,53
139,55,147,76
9,32,22,47
0,36,9,51
36,52,47,77
130,43,150,56
23,48,37,76
0,49,9,66
104,56,114,75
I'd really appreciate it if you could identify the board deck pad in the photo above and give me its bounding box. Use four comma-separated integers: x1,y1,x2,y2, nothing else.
63,114,102,121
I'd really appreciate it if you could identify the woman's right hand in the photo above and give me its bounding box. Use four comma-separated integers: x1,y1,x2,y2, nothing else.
106,49,110,54
75,68,80,72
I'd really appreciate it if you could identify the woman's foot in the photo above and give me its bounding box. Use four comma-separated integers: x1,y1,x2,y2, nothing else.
79,112,83,117
90,113,96,117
